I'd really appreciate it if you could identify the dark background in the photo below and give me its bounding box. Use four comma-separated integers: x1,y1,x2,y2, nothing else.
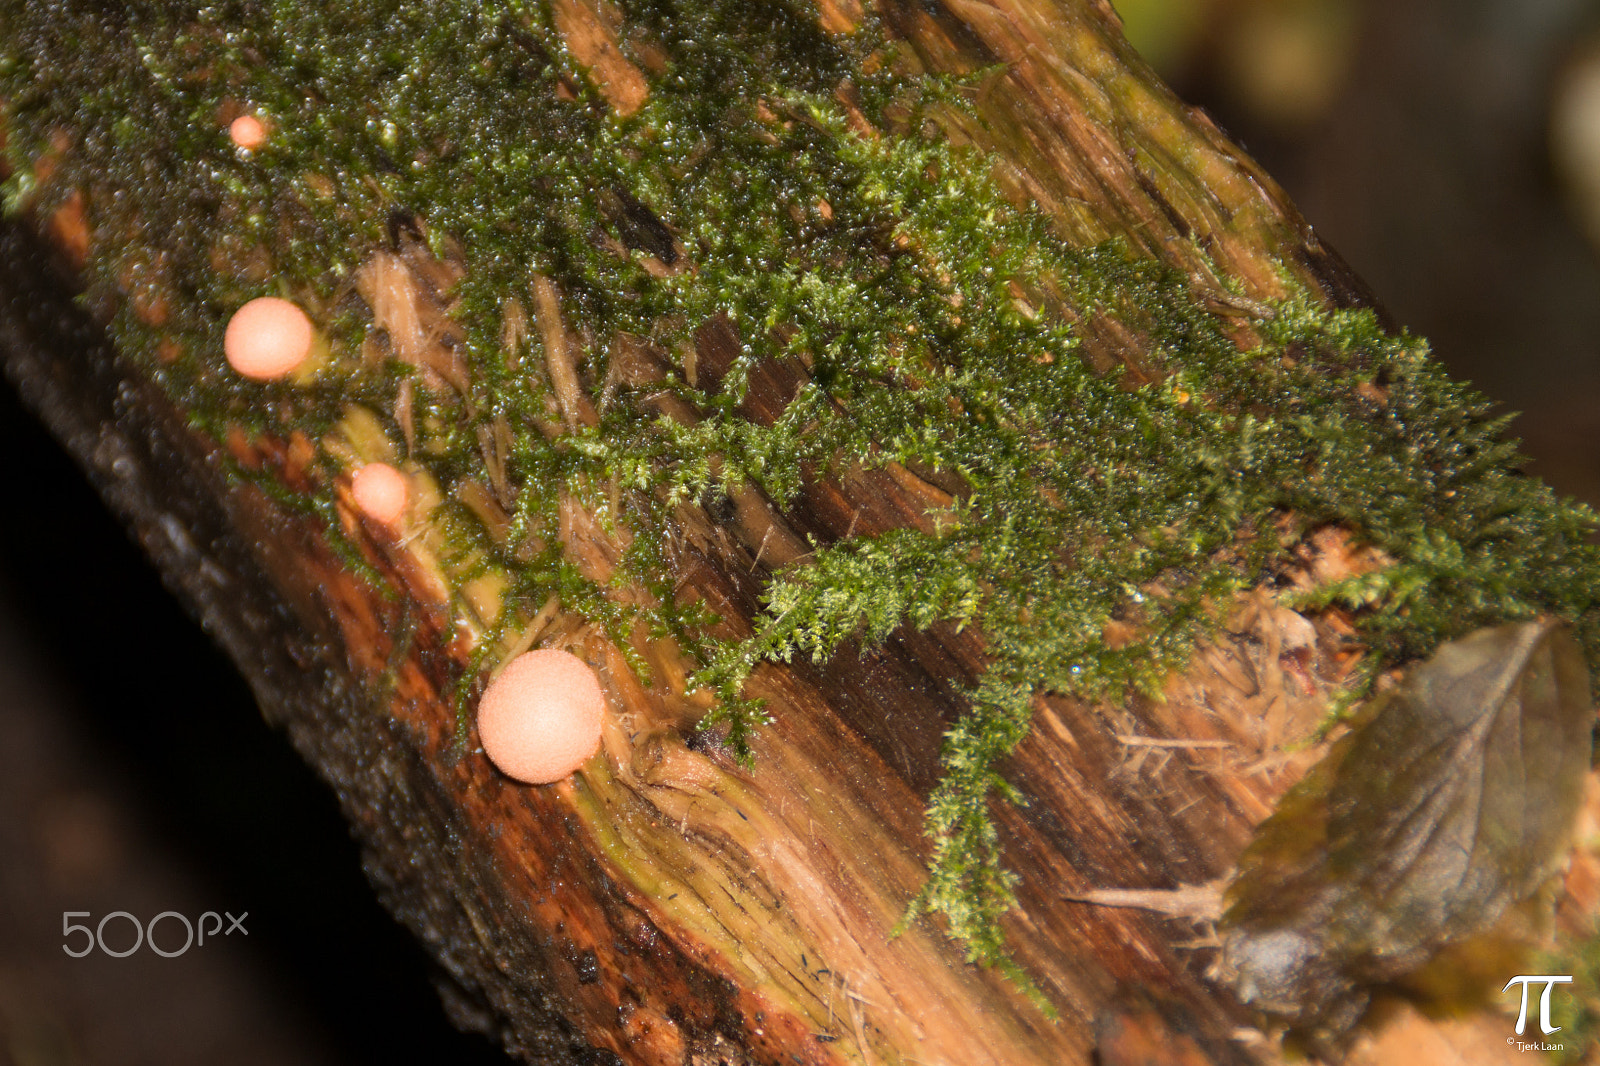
0,372,507,1062
2,0,1597,1061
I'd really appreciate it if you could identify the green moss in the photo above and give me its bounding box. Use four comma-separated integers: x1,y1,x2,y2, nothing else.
5,0,1599,998
1538,921,1600,1062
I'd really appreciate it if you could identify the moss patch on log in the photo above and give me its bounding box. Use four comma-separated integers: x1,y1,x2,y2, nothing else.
5,0,1599,987
1539,920,1600,1061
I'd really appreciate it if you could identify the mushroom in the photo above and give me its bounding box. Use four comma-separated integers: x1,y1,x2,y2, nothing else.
477,649,606,784
229,114,268,150
224,297,314,380
351,462,409,528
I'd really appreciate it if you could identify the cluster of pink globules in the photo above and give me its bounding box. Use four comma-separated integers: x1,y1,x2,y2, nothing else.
220,114,605,785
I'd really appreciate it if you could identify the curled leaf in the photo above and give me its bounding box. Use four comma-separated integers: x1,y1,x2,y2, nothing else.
1218,618,1594,1042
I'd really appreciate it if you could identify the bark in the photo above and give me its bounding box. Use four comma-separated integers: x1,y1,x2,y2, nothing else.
2,2,1594,1065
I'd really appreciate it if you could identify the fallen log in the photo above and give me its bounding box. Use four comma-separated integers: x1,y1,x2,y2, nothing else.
3,2,1598,1063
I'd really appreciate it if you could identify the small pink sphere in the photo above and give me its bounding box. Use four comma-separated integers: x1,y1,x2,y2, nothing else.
351,462,409,527
224,297,314,380
478,649,606,785
229,114,268,149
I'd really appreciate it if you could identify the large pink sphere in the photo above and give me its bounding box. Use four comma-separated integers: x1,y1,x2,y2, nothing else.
478,649,606,784
351,462,409,527
229,114,268,149
224,297,314,380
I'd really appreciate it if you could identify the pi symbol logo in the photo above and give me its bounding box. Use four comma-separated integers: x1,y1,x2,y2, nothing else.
1502,975,1573,1035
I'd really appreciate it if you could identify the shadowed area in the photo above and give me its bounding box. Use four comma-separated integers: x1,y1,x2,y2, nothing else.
0,379,507,1064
